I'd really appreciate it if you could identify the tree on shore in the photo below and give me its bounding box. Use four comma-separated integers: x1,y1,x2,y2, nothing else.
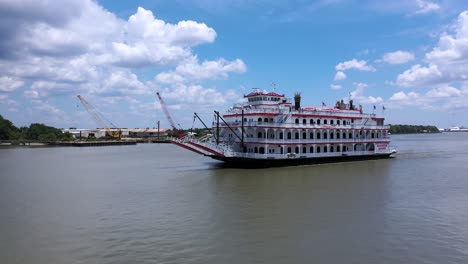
389,124,440,134
0,115,74,141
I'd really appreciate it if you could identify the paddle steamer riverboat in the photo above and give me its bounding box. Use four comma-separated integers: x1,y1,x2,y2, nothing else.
173,90,395,167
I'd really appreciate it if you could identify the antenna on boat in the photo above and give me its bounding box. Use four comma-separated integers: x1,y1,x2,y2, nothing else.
271,82,276,91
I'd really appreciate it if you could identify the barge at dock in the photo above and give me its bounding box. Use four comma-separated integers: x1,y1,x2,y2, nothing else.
172,90,396,167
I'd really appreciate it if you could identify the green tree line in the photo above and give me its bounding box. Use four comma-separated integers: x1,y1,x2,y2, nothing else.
389,124,440,134
0,115,74,141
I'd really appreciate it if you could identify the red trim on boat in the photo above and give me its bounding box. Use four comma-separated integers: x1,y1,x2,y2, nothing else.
188,142,225,157
171,140,206,155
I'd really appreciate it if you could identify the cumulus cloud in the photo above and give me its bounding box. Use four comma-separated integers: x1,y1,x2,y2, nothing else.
111,7,216,67
390,91,420,102
0,76,24,92
334,71,346,81
396,11,468,88
414,0,440,15
156,57,246,84
388,85,466,110
0,0,246,127
330,84,342,90
335,59,376,72
426,86,462,98
350,82,383,105
382,50,415,64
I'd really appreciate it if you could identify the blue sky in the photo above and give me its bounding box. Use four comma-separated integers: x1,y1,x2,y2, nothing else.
1,0,468,129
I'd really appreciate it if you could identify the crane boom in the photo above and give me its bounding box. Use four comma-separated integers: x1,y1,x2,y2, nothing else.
156,92,184,138
77,95,121,139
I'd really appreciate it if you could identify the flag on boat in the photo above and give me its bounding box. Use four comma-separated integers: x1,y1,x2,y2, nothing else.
382,105,386,111
322,102,326,107
373,105,376,110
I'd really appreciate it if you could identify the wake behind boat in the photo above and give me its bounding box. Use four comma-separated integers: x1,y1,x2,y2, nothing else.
172,90,396,167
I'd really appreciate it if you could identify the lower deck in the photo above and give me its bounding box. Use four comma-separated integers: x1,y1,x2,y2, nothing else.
210,152,393,168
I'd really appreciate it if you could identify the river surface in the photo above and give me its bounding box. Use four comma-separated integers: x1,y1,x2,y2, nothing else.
1,133,468,264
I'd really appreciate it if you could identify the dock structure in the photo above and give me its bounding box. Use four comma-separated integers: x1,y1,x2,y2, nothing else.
50,141,137,147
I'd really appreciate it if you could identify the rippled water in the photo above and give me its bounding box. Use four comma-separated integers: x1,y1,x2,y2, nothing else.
1,133,468,264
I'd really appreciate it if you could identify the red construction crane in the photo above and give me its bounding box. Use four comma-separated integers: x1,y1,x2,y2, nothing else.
156,92,184,138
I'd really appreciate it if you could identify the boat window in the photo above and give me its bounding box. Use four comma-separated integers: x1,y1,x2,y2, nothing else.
330,120,334,125
270,118,274,123
343,132,346,139
310,119,314,124
330,132,334,139
303,119,306,124
295,132,299,139
287,147,292,153
303,147,307,153
264,118,268,122
324,133,328,139
349,132,352,138
259,147,265,154
243,118,247,122
317,132,321,139
310,146,314,153
295,118,299,124
310,132,314,139
324,119,328,124
258,117,262,122
324,146,328,152
254,147,258,153
317,146,321,153
258,132,262,138
336,131,340,139
337,120,340,125
279,132,283,139
371,133,375,138
295,147,299,154
317,119,321,125
303,132,306,139
337,145,341,152
287,132,291,139
330,146,334,152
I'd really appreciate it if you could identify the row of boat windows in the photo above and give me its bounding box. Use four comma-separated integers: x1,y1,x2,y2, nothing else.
249,118,355,125
245,145,353,154
254,131,382,139
247,97,281,102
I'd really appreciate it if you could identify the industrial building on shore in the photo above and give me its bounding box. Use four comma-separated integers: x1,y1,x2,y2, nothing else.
63,128,169,139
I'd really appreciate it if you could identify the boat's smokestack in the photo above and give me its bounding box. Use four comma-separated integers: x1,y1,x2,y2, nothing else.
294,92,301,110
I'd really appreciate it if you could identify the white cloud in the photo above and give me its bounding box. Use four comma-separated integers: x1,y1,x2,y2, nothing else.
330,84,342,90
99,70,149,96
390,91,420,101
159,84,239,106
335,59,376,72
111,7,216,67
426,86,462,98
353,82,369,89
334,71,346,81
414,0,440,15
388,84,467,110
156,57,246,84
0,0,246,128
396,11,468,88
396,64,442,87
382,50,415,64
349,82,383,105
0,76,24,92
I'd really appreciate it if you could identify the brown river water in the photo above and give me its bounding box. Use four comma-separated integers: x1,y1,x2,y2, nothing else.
1,133,468,264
